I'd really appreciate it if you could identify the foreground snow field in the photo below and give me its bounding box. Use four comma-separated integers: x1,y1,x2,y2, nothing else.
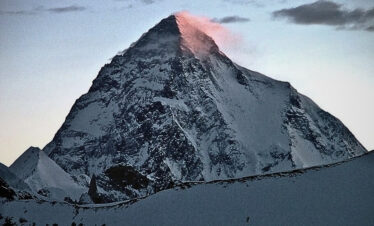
1,151,373,225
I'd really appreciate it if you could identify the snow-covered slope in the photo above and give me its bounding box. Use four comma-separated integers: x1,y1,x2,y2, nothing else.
0,163,30,191
1,151,373,225
34,14,366,201
10,147,85,201
0,162,34,202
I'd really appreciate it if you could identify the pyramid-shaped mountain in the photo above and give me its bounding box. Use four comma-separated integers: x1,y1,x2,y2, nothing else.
18,14,366,201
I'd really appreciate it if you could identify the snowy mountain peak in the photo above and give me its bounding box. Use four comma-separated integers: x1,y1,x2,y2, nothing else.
113,13,220,62
34,14,368,202
10,146,41,180
10,147,84,201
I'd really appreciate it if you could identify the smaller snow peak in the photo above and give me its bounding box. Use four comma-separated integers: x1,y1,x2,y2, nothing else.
11,146,41,167
9,147,41,181
25,146,41,155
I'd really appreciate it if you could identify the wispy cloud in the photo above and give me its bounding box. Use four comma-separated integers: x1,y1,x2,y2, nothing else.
212,16,250,24
272,0,374,31
47,5,86,13
0,9,37,16
141,0,155,4
113,0,156,4
224,0,264,7
0,5,86,16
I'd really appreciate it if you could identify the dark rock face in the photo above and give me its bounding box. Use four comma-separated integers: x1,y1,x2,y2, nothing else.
87,175,100,203
0,178,16,200
105,166,149,190
0,163,31,192
41,15,366,201
0,177,32,202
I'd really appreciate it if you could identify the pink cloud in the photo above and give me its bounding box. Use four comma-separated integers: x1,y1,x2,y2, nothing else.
175,11,242,56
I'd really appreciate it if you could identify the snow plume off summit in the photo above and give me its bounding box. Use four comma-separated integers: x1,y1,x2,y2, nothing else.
175,11,241,57
8,13,367,203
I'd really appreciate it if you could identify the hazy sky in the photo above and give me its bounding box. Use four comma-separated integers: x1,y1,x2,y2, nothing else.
0,0,373,166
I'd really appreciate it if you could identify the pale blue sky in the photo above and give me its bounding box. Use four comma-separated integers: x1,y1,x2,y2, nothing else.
0,0,373,166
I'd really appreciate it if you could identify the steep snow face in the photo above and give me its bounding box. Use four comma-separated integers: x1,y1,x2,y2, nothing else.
1,152,373,225
9,147,39,181
41,15,366,201
10,147,84,201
